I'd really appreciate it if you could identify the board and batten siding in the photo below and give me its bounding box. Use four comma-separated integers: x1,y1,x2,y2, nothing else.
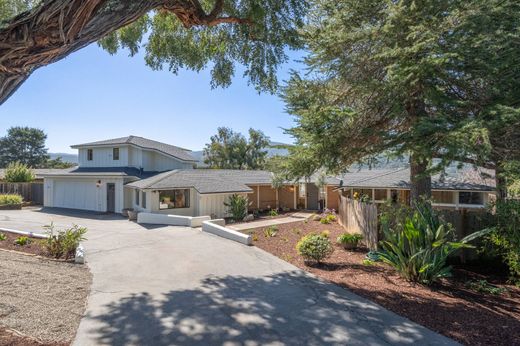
78,147,129,167
44,177,124,213
199,192,248,219
78,145,193,171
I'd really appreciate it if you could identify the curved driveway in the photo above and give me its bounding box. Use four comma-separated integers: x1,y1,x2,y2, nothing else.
1,208,457,346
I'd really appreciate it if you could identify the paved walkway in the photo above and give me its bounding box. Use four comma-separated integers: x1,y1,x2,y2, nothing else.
228,212,314,231
0,208,458,346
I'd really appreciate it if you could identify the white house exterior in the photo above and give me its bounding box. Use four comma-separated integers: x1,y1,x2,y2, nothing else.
41,135,495,219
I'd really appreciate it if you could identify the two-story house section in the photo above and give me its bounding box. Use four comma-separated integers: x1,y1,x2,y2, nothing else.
41,136,198,213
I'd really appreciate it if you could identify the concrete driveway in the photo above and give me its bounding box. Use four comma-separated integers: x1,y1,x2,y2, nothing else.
0,208,457,346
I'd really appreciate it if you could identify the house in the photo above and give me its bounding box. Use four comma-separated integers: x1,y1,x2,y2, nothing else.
41,136,341,217
337,166,496,209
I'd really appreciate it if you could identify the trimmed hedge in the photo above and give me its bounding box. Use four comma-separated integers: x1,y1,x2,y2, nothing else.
0,194,23,205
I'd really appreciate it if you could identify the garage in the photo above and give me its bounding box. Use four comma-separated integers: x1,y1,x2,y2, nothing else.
43,175,125,213
50,178,100,211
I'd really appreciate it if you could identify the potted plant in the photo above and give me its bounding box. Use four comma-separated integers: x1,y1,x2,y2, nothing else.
337,233,363,250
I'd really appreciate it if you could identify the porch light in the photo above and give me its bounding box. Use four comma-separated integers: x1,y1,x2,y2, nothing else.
96,180,101,187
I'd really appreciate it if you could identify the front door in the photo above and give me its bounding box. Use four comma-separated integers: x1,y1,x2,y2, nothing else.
306,183,319,210
106,183,115,213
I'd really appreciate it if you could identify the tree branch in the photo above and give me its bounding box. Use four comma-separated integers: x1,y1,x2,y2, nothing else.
0,0,252,105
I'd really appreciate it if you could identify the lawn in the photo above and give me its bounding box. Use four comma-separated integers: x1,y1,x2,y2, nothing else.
245,218,520,346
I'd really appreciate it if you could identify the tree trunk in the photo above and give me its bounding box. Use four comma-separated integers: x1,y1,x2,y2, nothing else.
495,163,508,202
0,0,249,104
409,152,431,205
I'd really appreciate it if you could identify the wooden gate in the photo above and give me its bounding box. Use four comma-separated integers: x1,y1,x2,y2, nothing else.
338,196,379,250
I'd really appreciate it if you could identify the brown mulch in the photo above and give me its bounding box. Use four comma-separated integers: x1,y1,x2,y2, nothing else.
0,231,48,256
246,220,520,346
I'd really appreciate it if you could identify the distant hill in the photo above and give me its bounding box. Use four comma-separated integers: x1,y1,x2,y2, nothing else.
192,142,290,167
49,152,78,163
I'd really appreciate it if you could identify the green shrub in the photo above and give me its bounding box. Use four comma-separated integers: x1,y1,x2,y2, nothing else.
0,233,6,241
0,194,23,205
14,236,30,246
337,233,363,249
484,200,520,285
376,203,489,285
264,225,278,238
296,233,334,264
319,214,336,224
4,162,34,182
224,194,248,221
465,279,506,296
268,209,279,217
42,223,87,259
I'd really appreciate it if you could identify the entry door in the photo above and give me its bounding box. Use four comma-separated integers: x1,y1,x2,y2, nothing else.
306,183,319,210
107,183,116,213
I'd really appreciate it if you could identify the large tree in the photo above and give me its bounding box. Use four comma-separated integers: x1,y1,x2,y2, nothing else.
0,0,307,104
204,127,270,169
0,126,49,167
281,0,520,202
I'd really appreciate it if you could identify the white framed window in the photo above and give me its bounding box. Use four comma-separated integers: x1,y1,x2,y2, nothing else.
87,149,93,161
159,189,190,209
135,190,139,205
113,147,119,160
142,191,146,208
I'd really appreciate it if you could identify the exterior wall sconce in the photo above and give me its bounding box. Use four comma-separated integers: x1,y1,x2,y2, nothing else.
96,180,102,188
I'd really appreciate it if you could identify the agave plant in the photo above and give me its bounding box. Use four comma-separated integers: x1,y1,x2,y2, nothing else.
377,203,490,285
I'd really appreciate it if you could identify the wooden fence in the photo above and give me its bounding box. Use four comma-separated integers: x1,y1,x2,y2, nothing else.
338,196,379,250
0,182,44,205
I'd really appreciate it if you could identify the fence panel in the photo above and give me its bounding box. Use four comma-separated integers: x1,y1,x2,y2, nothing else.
0,182,44,205
338,196,379,250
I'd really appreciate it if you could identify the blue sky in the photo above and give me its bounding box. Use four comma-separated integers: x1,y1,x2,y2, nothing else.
0,43,303,153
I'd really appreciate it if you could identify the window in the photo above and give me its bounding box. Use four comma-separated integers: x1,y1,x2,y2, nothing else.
299,183,306,198
135,190,139,205
142,191,146,208
113,147,119,160
459,191,483,205
87,149,93,161
159,189,190,209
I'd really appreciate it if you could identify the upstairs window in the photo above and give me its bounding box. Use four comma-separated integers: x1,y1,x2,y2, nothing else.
113,148,119,160
87,149,93,161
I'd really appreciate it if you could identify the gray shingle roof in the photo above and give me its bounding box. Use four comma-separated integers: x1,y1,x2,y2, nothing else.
126,170,257,194
126,169,342,194
71,136,197,162
339,166,495,191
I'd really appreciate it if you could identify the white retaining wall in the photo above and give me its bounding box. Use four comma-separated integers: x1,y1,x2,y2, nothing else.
202,219,252,245
137,212,210,228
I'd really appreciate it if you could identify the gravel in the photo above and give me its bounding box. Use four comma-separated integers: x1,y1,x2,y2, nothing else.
0,250,91,344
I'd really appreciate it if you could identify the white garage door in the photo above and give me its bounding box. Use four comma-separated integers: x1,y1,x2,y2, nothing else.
53,179,99,211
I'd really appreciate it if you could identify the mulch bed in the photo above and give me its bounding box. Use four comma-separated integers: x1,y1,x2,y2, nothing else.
245,219,520,346
0,231,48,256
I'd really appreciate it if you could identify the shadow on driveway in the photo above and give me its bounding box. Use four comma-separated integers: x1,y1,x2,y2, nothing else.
87,271,456,346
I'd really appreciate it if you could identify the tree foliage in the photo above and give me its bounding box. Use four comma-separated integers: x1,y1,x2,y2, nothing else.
281,0,520,201
0,0,308,104
0,127,49,168
203,127,270,169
